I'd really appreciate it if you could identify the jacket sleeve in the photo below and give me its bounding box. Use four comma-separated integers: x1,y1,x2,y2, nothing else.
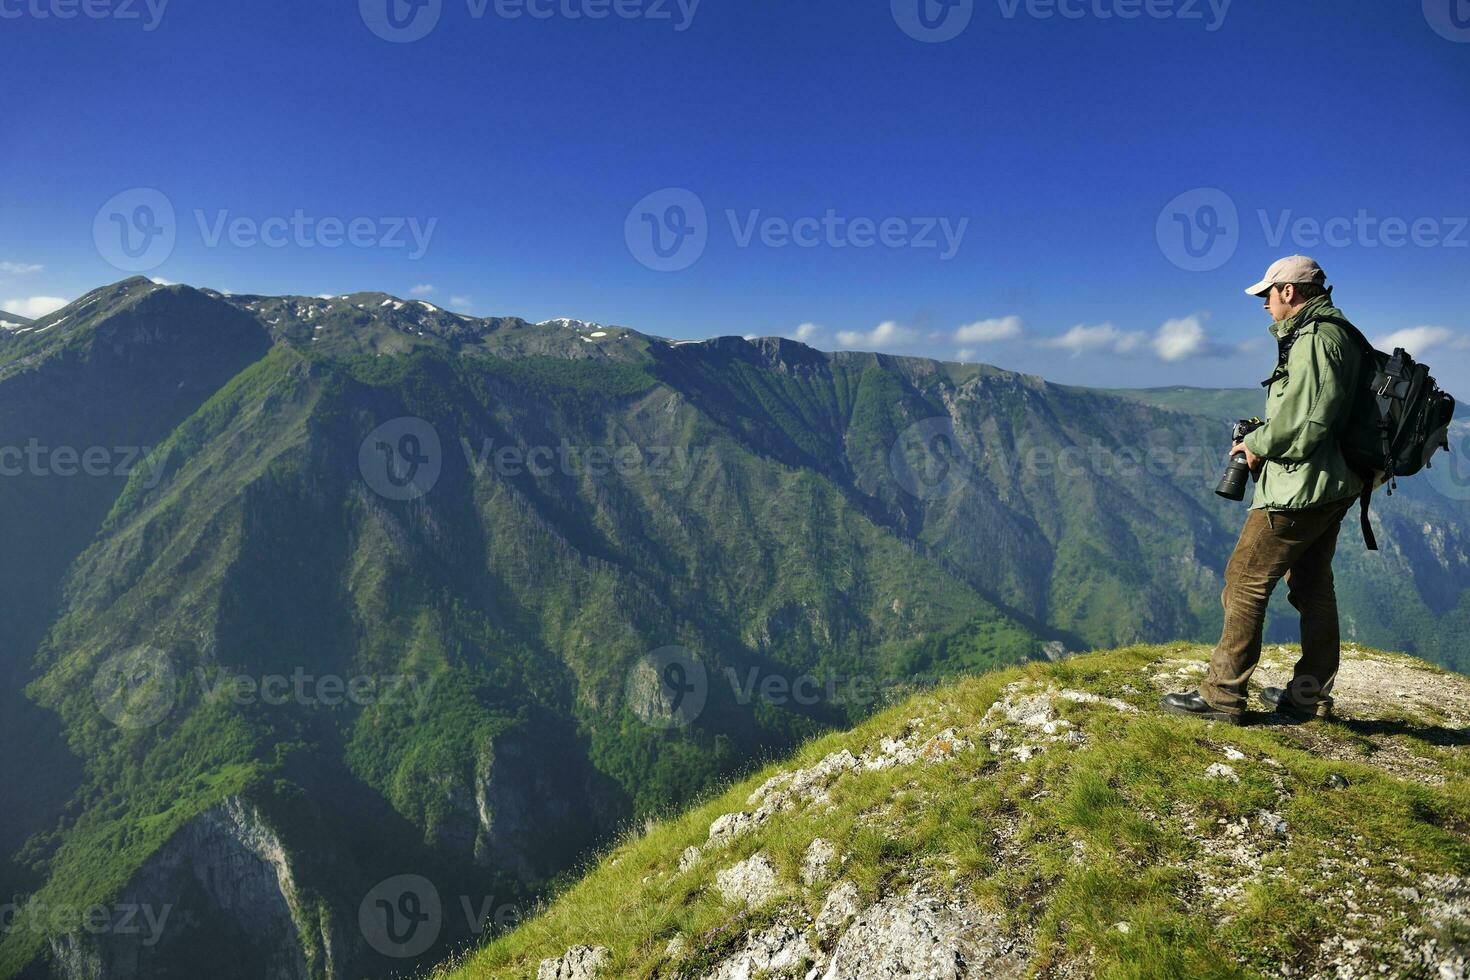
1243,333,1357,463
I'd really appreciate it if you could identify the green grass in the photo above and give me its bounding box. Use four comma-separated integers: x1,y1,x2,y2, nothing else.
438,643,1470,979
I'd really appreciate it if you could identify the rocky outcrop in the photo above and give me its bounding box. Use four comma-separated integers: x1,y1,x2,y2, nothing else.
499,648,1470,980
535,944,609,980
819,885,1024,980
43,796,324,980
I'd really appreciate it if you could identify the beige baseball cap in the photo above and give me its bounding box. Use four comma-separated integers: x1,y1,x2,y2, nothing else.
1245,255,1327,297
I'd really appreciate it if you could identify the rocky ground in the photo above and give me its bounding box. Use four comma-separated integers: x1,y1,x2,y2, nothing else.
444,645,1470,980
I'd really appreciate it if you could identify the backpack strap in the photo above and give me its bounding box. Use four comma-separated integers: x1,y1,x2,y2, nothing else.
1313,314,1388,551
1357,481,1379,552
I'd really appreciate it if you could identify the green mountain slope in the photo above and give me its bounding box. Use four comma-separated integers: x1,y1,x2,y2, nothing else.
2,279,1468,977
443,643,1470,980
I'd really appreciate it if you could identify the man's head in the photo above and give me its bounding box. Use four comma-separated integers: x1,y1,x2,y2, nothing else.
1245,255,1329,321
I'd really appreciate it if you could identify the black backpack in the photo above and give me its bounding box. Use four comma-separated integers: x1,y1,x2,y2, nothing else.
1306,314,1456,550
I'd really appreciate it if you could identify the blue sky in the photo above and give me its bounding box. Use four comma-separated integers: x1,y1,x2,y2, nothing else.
2,0,1468,390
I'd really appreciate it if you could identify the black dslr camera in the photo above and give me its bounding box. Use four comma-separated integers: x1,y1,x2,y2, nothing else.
1215,417,1264,501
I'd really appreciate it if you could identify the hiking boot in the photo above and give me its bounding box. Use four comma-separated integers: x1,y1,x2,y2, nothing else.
1160,691,1243,725
1260,686,1332,720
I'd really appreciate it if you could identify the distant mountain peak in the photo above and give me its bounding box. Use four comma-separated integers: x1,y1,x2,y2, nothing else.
539,317,605,331
0,309,33,330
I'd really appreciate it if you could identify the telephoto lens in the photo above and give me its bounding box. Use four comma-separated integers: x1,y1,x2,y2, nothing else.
1215,455,1252,500
1215,417,1264,501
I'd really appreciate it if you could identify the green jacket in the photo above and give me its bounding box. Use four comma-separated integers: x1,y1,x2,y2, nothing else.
1242,294,1365,511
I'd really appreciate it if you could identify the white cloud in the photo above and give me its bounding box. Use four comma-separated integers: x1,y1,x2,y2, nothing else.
449,295,472,309
3,296,68,318
0,261,43,275
410,284,437,296
954,315,1023,344
1043,322,1143,356
836,320,918,349
1372,326,1468,356
956,348,977,361
150,277,174,286
792,322,823,343
1152,315,1208,362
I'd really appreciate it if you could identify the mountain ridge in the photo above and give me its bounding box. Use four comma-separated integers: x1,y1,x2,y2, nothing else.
2,279,1468,978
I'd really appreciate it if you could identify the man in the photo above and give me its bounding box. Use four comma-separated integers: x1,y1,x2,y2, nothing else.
1162,255,1366,725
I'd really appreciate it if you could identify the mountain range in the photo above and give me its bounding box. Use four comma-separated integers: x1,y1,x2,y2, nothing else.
1,277,1467,978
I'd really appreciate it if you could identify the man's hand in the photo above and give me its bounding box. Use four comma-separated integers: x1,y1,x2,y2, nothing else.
1231,441,1264,474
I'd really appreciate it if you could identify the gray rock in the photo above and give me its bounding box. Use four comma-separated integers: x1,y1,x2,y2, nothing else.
801,838,838,886
537,944,611,980
716,853,782,908
815,881,863,942
819,886,1025,979
701,925,814,980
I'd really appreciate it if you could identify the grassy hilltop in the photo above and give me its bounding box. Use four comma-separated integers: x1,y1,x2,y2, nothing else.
441,643,1470,980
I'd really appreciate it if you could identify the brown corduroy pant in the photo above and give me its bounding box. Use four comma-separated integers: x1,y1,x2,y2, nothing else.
1200,494,1358,716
